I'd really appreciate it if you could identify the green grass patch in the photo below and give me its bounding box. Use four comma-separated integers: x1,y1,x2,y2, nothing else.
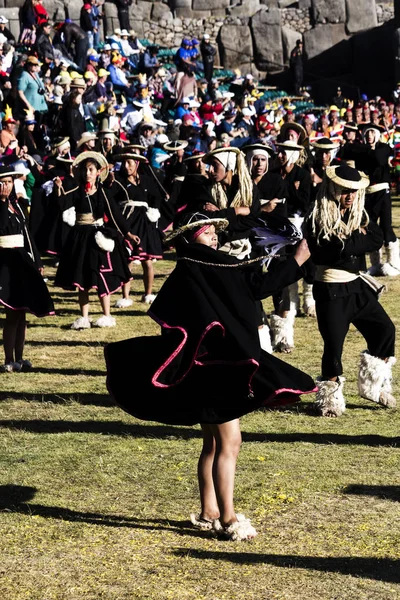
0,218,400,599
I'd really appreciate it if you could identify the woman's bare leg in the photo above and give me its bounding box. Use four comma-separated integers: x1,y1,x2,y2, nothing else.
209,418,242,527
14,311,27,362
142,259,154,296
99,294,111,317
121,281,131,300
3,309,20,363
78,290,90,318
198,424,220,521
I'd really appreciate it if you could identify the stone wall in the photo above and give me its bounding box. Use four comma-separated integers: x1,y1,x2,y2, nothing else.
100,0,394,77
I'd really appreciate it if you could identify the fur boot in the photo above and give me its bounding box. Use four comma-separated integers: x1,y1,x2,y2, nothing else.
358,351,397,408
302,282,316,317
288,282,301,315
270,311,295,353
315,376,346,417
381,239,400,277
367,249,384,276
258,324,273,353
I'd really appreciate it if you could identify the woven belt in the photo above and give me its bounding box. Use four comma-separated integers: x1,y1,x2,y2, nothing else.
0,233,24,248
76,213,104,226
366,182,389,194
315,266,359,283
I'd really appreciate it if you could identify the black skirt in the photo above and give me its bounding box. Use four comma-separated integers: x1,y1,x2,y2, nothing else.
54,225,132,296
105,335,316,425
124,206,164,261
0,248,55,316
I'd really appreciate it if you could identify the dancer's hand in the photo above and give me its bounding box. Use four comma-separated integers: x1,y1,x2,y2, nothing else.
127,232,140,245
235,206,250,215
203,202,218,212
294,239,311,266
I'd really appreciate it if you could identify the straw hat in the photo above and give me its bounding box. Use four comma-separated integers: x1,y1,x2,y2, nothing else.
113,152,147,163
311,137,341,150
275,140,304,151
76,132,98,149
0,166,20,179
184,152,206,162
202,145,242,167
241,143,275,158
279,121,307,144
52,136,70,149
70,77,86,88
164,212,229,243
325,164,369,190
72,151,109,182
163,140,188,152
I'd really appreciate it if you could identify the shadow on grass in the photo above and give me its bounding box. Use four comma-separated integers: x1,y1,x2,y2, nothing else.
28,367,105,376
0,485,202,537
0,419,398,446
172,549,400,583
26,340,106,347
343,484,400,501
0,393,112,406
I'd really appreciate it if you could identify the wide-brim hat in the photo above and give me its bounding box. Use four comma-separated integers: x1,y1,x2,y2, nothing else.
164,215,229,243
163,140,188,152
241,143,275,158
72,151,109,182
113,152,147,163
360,123,385,133
0,166,20,178
343,121,358,132
279,121,307,144
77,132,98,148
325,164,369,190
56,155,75,164
52,136,70,149
202,146,242,165
70,77,86,88
184,152,206,162
98,128,117,136
275,140,304,151
311,138,341,150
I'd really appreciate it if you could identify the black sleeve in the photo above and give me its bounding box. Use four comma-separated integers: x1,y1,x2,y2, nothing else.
341,221,384,257
247,256,305,301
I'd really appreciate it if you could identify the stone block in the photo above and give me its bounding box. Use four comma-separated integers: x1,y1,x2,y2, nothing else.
282,25,301,64
193,0,229,9
104,2,119,18
298,0,311,7
311,0,346,24
169,0,192,8
175,8,194,17
251,8,284,72
4,0,24,7
345,0,378,33
229,0,260,17
219,23,253,69
304,23,348,59
132,1,153,20
152,4,173,20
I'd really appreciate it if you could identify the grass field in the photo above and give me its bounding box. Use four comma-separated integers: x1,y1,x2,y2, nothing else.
0,204,400,600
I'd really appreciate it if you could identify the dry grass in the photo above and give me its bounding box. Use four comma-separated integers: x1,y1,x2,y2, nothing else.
1,206,400,599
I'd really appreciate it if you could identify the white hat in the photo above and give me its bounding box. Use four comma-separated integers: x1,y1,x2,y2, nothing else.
156,133,169,145
114,28,122,36
0,16,9,24
245,73,254,80
53,96,63,105
120,29,129,36
242,107,252,117
180,97,191,104
189,99,200,108
111,42,119,50
103,43,111,51
203,34,210,40
13,161,30,176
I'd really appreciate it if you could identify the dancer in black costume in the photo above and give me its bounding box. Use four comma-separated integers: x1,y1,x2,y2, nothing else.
54,151,138,329
0,166,54,372
105,211,316,541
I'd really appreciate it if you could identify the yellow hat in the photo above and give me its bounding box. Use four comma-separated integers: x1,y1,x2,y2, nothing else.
98,68,110,78
84,71,96,80
69,71,80,80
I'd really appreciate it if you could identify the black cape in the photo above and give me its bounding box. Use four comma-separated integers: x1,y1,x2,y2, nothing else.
105,243,316,425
